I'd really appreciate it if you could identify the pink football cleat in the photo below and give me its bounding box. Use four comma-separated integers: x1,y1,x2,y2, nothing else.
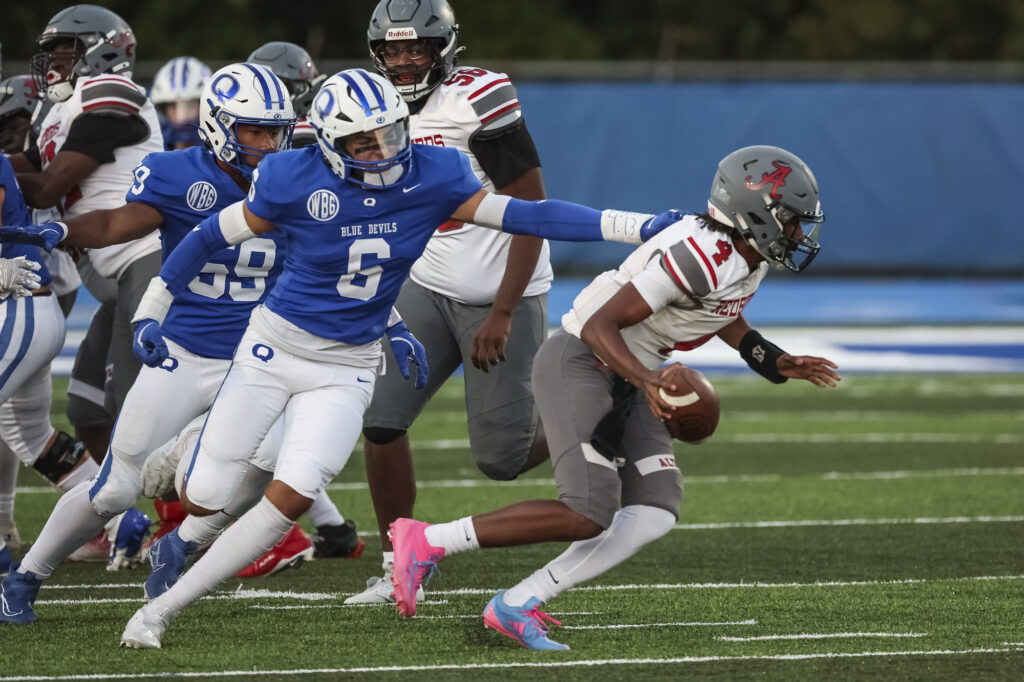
389,518,445,617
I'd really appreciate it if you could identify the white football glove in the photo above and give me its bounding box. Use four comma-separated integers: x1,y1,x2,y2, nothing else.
142,416,205,498
0,256,41,299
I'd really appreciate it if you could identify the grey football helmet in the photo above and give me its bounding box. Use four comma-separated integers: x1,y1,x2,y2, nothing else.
31,4,136,102
367,0,462,103
0,75,40,153
247,42,326,118
707,145,825,272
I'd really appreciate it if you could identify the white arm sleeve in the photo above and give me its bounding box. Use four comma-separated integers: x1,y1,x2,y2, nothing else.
471,192,513,230
218,200,257,244
387,307,403,329
132,277,175,325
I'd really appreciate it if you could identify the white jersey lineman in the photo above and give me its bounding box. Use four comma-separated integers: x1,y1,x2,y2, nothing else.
35,74,162,280
407,67,552,304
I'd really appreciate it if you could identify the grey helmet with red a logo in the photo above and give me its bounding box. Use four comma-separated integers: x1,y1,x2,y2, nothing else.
367,0,462,103
707,145,825,272
31,5,136,102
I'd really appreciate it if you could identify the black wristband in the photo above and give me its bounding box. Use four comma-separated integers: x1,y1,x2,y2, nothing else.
738,329,788,384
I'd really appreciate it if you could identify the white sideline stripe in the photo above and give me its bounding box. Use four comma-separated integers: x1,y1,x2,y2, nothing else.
718,632,926,641
16,465,1024,496
41,574,1024,596
566,619,757,630
675,515,1024,531
251,599,451,610
0,648,1014,680
37,588,334,605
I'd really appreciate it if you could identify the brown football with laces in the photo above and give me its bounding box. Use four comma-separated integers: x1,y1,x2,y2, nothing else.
655,363,720,443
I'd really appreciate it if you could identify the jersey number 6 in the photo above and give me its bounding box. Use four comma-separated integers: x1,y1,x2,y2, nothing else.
337,238,390,301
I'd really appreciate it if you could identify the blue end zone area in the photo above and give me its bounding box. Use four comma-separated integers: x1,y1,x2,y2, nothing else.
54,278,1024,376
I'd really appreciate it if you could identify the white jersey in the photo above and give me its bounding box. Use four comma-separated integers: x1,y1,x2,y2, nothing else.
36,74,162,281
562,215,769,369
407,67,552,305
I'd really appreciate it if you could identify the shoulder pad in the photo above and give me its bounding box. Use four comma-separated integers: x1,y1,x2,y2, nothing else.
661,229,735,298
79,75,147,116
445,68,523,134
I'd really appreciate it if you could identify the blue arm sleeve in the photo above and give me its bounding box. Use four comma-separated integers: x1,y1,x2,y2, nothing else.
159,212,230,296
501,198,604,242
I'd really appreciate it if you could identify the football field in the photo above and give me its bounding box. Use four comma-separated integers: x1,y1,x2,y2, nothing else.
4,373,1024,681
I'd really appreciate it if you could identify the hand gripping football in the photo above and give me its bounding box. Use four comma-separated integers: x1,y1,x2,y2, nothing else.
656,363,720,443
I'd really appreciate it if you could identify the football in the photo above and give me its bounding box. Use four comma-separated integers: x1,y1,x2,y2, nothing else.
656,363,720,443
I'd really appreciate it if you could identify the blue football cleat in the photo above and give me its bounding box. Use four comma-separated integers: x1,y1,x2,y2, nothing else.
483,590,570,650
144,527,198,600
0,563,43,624
107,508,152,572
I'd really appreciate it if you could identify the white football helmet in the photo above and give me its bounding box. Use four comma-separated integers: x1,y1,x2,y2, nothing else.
309,68,411,189
198,63,295,179
151,56,211,105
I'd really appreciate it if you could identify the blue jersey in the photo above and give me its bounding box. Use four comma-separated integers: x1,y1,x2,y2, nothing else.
0,155,50,284
247,144,482,344
127,146,285,358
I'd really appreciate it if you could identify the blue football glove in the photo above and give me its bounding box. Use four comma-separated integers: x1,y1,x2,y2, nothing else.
387,321,429,390
0,222,68,252
132,319,170,368
640,210,686,242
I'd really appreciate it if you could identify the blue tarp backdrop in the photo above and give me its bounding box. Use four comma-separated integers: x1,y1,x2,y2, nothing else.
516,81,1024,274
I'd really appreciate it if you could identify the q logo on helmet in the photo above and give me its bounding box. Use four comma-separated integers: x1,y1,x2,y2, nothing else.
315,89,335,120
211,74,240,103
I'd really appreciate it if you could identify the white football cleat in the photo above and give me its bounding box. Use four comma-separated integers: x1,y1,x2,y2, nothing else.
120,603,174,649
344,570,425,605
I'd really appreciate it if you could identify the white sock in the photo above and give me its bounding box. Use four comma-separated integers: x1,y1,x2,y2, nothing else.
151,497,294,617
381,551,394,573
178,512,232,546
19,480,111,578
503,505,676,606
423,516,479,555
0,446,17,524
307,490,344,527
56,456,99,493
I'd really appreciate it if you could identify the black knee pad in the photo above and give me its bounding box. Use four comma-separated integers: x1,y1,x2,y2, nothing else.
362,426,406,445
33,431,87,484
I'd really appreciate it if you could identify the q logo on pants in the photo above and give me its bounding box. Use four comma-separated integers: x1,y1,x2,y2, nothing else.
160,357,179,373
252,344,275,363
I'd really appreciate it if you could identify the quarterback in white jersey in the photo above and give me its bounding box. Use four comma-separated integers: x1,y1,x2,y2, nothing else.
354,0,555,605
388,146,841,650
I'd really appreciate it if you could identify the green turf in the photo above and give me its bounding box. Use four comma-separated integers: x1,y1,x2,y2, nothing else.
3,374,1023,680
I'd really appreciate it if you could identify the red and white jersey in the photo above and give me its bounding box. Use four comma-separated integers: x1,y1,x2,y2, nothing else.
36,74,162,280
292,116,316,148
406,66,552,305
562,215,769,369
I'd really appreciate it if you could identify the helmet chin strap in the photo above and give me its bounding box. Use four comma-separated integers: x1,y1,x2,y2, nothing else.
359,164,405,187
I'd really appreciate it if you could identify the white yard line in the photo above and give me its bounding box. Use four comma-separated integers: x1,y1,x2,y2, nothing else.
718,632,926,641
16,465,1024,496
565,620,757,630
0,648,1015,681
674,515,1024,531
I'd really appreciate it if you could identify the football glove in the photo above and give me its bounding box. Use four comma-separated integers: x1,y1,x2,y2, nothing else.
387,321,429,390
0,222,68,252
640,209,685,242
132,319,170,368
0,256,42,299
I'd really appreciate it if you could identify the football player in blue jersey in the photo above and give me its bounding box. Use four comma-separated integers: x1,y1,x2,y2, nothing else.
97,68,681,648
0,63,300,623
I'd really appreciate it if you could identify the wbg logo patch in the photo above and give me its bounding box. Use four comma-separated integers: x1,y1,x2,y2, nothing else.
186,181,218,212
307,189,340,222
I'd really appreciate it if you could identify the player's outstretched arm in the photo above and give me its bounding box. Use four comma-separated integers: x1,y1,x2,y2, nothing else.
452,189,683,244
63,204,164,249
717,316,840,387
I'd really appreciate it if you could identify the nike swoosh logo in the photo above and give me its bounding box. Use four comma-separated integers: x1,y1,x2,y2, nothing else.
402,184,422,193
548,569,559,585
357,377,371,384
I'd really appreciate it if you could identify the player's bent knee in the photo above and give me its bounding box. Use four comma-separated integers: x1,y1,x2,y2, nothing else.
32,431,87,485
475,456,522,482
66,395,115,431
90,478,141,517
362,426,406,446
